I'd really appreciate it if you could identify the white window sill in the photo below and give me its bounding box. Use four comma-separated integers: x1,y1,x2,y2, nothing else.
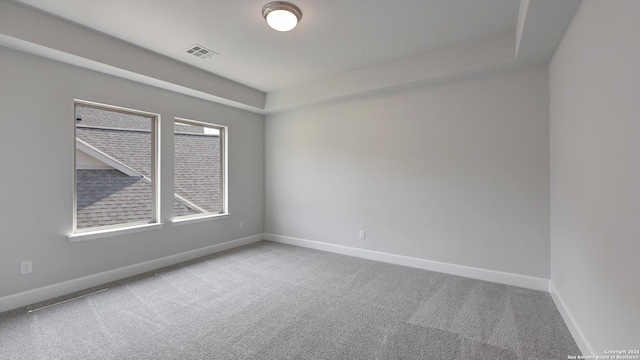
171,213,230,226
69,223,164,242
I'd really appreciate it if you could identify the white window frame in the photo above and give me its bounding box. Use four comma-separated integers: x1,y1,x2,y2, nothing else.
70,100,162,241
172,117,228,224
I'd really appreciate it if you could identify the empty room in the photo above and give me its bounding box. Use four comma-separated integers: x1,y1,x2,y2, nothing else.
0,0,638,358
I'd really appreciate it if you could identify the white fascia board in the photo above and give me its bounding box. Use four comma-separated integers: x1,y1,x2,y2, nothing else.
173,193,208,214
75,139,140,177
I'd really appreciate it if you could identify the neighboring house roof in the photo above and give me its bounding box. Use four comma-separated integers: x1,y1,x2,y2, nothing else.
174,132,221,213
75,106,221,230
76,108,152,131
76,170,198,228
76,138,140,176
77,169,152,228
77,127,152,178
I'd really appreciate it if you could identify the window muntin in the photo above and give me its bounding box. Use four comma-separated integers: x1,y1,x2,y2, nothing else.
74,101,159,233
173,118,227,220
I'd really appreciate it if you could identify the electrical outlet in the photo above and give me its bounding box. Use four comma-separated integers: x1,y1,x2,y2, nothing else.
20,260,32,275
239,221,244,229
359,230,366,239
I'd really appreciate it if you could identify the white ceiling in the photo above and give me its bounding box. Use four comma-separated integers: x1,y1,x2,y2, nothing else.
13,0,521,92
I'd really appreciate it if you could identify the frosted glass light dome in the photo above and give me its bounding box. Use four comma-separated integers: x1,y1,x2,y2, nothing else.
262,2,302,32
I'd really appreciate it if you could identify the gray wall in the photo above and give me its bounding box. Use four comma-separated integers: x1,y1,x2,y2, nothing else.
265,67,550,278
550,0,640,352
0,46,265,298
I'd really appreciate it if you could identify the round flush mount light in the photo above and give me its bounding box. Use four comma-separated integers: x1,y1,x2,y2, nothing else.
262,2,302,32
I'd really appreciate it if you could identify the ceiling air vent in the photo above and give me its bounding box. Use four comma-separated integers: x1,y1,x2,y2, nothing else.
184,44,218,59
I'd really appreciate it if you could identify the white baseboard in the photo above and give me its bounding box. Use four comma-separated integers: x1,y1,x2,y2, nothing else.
264,233,549,292
0,234,264,314
549,281,594,356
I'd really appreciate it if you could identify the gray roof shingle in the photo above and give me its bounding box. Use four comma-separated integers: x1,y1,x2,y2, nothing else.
174,132,221,213
76,107,151,131
77,127,152,178
76,169,198,229
76,169,151,228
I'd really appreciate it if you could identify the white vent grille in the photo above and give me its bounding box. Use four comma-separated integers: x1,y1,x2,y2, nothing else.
184,44,218,59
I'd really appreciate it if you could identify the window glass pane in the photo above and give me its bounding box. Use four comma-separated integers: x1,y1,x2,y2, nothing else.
75,104,154,231
174,120,224,218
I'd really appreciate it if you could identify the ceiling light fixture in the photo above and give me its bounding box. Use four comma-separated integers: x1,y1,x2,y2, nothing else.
262,2,302,32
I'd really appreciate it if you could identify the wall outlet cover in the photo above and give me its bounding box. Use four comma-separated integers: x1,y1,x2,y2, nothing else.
20,260,33,275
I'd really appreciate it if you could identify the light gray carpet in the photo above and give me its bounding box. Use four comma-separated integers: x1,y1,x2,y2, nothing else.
0,241,581,359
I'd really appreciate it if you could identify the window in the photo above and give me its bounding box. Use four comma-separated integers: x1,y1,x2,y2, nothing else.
73,101,159,234
173,118,227,220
